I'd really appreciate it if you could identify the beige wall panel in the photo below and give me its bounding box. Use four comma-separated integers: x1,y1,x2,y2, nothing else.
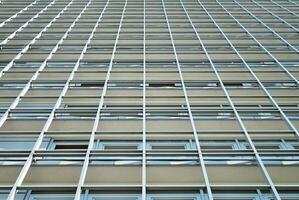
189,97,228,105
49,120,94,132
147,97,186,105
267,166,299,184
0,89,22,96
227,89,264,96
243,120,290,131
0,166,22,185
147,89,183,96
147,120,192,132
73,72,107,81
110,72,143,81
183,72,217,81
255,72,290,81
23,166,81,185
26,89,61,97
219,72,254,81
195,119,241,131
85,166,141,184
231,97,272,105
0,119,46,132
147,166,204,184
62,97,100,105
1,72,34,80
267,88,299,96
147,72,180,81
97,120,142,132
207,166,266,184
65,88,103,96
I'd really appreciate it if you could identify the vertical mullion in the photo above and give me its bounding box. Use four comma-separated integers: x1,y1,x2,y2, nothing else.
0,0,58,45
0,0,86,127
74,0,128,199
249,0,299,32
215,0,299,85
270,0,299,18
233,0,298,52
182,0,282,199
0,0,74,76
0,0,76,126
161,0,213,199
142,0,147,198
0,0,40,28
288,0,299,6
214,0,299,138
5,0,99,199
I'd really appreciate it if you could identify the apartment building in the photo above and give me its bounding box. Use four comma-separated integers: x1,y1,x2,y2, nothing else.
0,0,299,199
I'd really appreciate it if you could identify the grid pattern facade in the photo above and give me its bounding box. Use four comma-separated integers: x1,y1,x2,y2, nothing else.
0,0,298,199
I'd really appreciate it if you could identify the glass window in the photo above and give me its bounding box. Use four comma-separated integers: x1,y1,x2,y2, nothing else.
0,137,49,150
29,194,74,200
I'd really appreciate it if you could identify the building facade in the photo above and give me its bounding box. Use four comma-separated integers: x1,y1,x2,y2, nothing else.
0,0,299,199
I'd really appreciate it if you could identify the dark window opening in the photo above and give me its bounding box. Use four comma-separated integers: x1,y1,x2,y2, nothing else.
104,145,139,150
55,144,88,150
222,82,243,87
80,83,104,87
149,82,176,87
